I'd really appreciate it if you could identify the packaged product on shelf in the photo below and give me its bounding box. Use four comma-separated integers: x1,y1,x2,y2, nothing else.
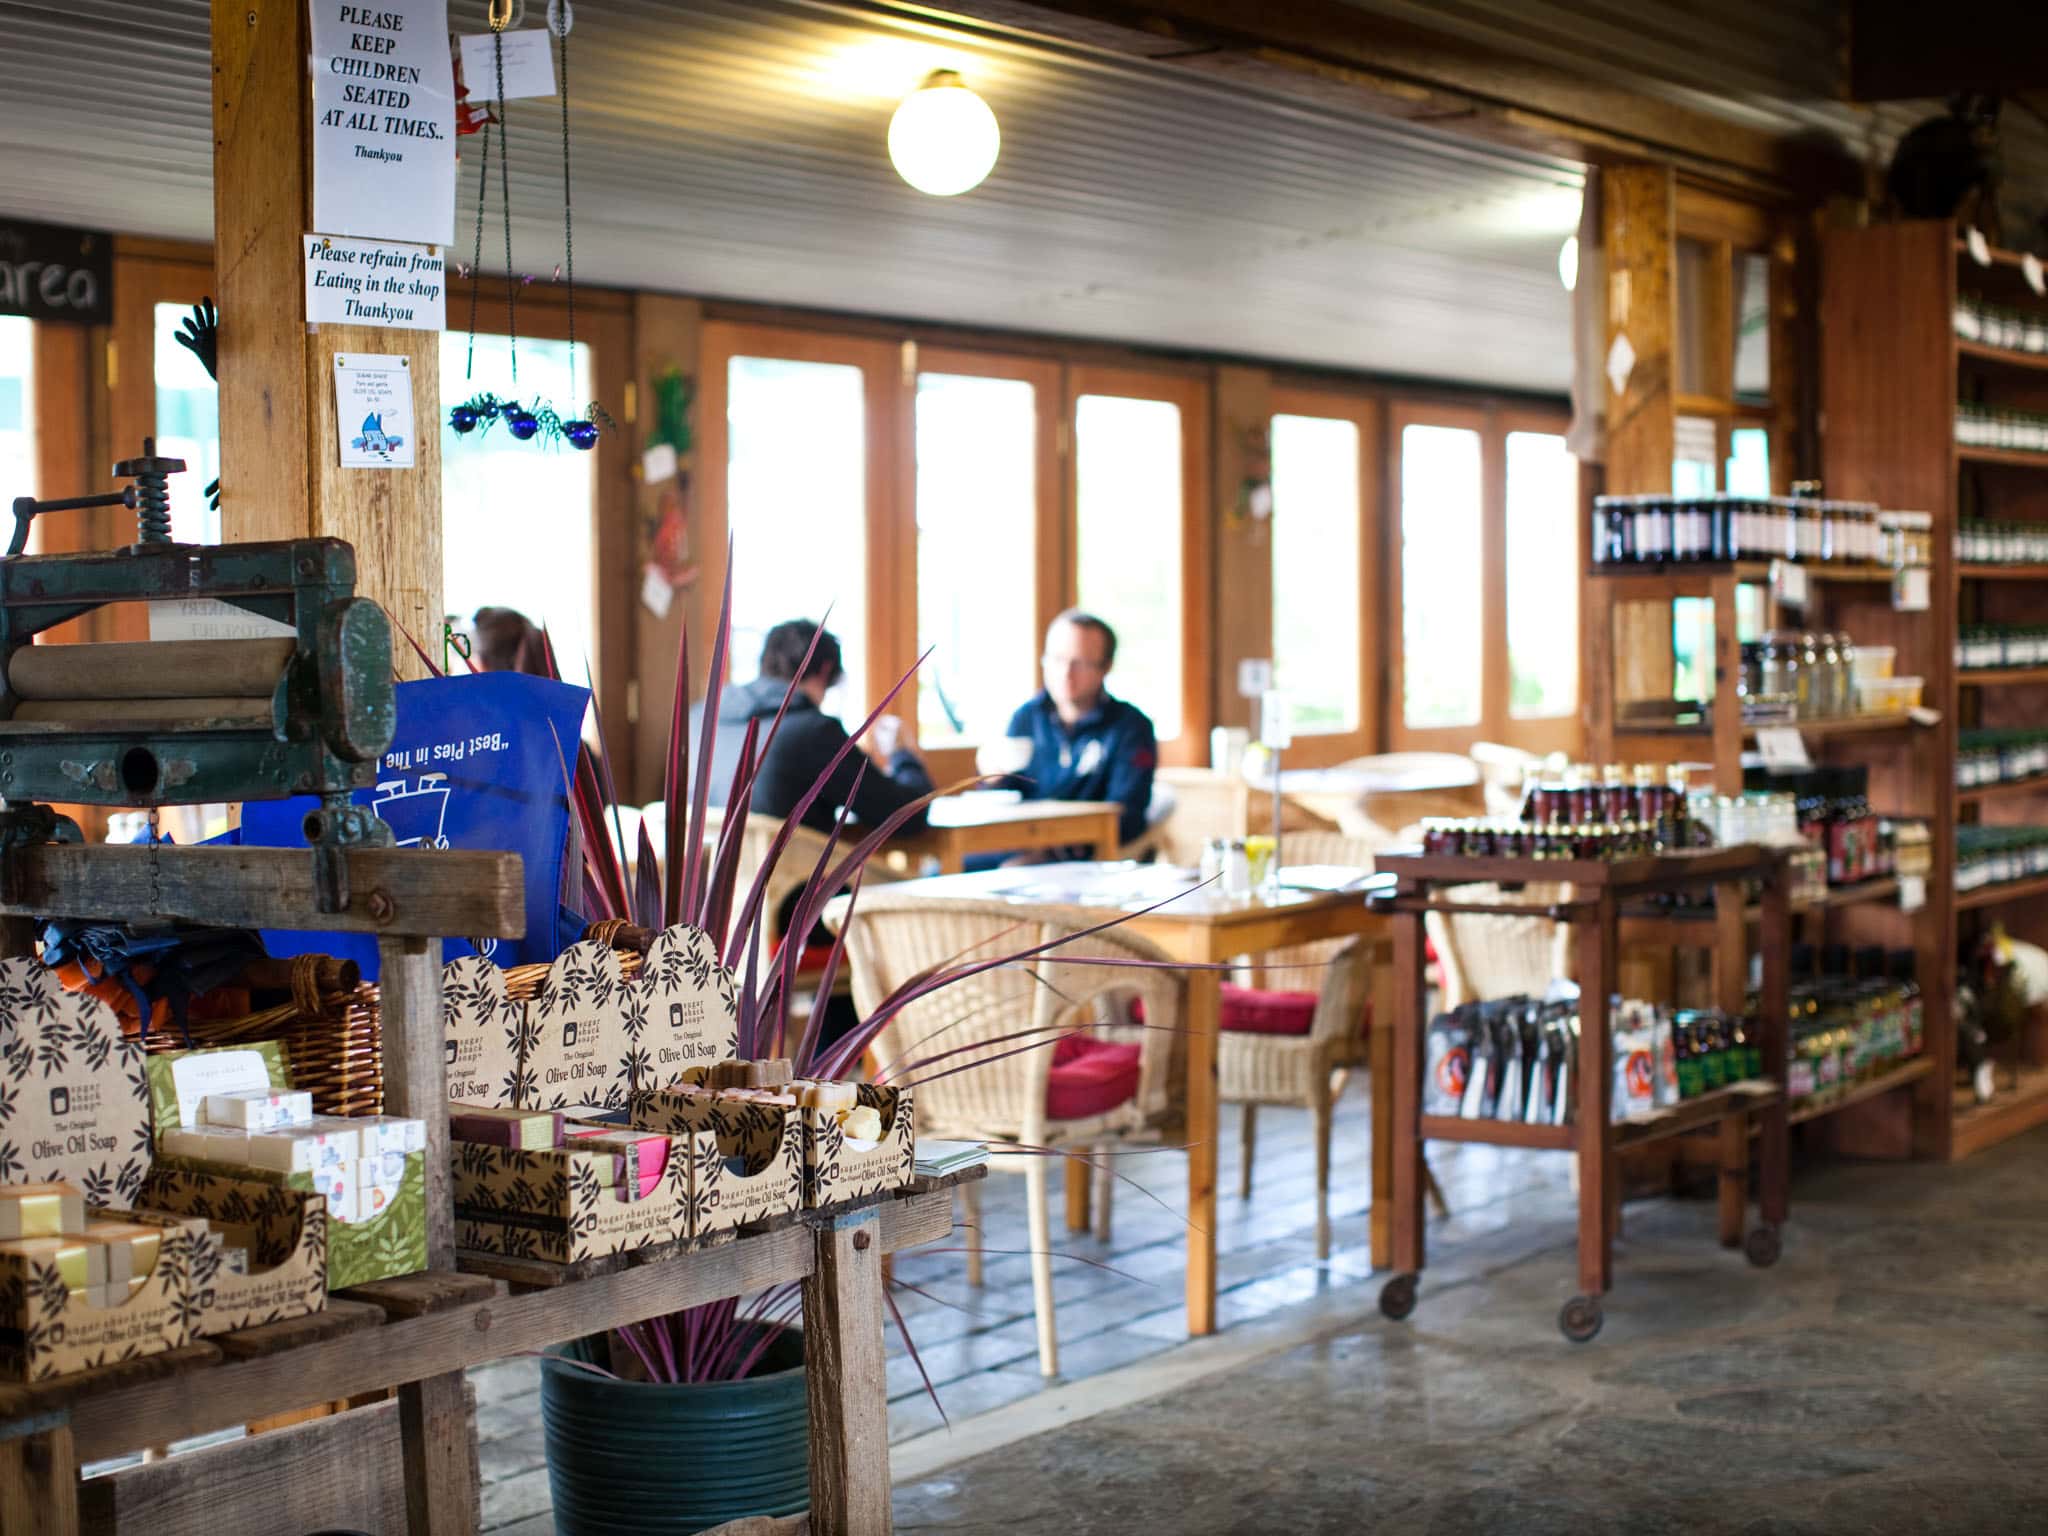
1496,1011,1527,1122
1423,1011,1475,1117
0,1182,86,1240
1611,1007,1658,1119
202,1088,315,1132
1459,1016,1502,1119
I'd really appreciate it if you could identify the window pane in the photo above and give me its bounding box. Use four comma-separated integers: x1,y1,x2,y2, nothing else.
916,373,1036,747
1270,413,1360,735
1734,252,1771,401
1075,394,1182,740
0,317,31,510
1400,424,1482,730
1505,431,1577,719
440,333,596,680
154,302,221,544
1727,426,1770,495
1673,413,1717,496
724,356,868,713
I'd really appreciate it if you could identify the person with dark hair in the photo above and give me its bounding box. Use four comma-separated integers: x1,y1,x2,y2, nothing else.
696,619,933,835
1000,609,1157,848
472,606,550,675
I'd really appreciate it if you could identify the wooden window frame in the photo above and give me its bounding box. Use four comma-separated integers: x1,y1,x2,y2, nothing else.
1064,362,1213,767
907,345,1063,788
1267,385,1380,768
1495,405,1579,756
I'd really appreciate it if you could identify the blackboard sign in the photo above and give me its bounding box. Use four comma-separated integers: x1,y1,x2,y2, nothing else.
0,219,112,325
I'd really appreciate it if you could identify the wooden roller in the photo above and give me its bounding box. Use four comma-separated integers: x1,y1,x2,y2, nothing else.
7,638,295,701
7,698,275,726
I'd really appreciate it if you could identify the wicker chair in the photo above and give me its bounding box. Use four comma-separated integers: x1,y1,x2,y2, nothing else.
1425,882,1571,1009
833,891,1185,1377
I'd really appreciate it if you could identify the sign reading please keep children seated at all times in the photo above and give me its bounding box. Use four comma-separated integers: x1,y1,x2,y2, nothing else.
309,0,457,248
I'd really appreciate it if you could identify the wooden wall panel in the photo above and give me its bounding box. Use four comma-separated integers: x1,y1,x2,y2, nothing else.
1211,365,1273,736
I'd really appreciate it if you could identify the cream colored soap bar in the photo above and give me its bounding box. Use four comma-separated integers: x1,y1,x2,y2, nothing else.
0,1181,85,1239
244,1124,356,1174
82,1220,163,1284
0,1235,104,1290
160,1123,251,1162
202,1088,314,1132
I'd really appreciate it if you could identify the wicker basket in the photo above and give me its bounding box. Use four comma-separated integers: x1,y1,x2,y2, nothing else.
140,955,386,1117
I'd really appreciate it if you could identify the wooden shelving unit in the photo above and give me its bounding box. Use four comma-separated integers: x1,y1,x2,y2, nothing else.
1790,1057,1939,1128
1821,218,2048,1160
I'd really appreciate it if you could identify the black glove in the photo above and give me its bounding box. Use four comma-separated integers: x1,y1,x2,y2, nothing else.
174,297,219,382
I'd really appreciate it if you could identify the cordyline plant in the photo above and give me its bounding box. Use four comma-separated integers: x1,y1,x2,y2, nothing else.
506,558,1189,1398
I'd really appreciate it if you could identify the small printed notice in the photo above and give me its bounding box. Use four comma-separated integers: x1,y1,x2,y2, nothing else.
1755,727,1811,772
457,29,557,102
310,0,456,247
1898,875,1926,914
304,234,445,330
1772,560,1809,609
1892,566,1930,612
1236,658,1273,699
334,352,416,468
641,563,675,620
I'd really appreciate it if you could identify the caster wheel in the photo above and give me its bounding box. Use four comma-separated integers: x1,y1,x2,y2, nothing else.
1744,1223,1782,1269
1558,1294,1604,1343
1378,1273,1418,1322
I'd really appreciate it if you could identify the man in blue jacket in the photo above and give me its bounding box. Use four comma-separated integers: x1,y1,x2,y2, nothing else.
1002,610,1157,851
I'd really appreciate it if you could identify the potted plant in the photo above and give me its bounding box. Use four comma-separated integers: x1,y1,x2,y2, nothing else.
525,572,1150,1536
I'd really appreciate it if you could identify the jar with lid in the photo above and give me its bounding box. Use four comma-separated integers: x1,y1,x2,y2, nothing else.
1798,633,1823,717
1815,633,1845,718
1835,633,1858,711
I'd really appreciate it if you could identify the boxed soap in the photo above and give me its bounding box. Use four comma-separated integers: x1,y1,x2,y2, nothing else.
203,1088,314,1132
0,1182,86,1241
627,1083,805,1237
453,1130,691,1263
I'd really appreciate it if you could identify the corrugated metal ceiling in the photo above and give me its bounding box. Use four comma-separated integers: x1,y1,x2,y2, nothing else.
0,0,1586,390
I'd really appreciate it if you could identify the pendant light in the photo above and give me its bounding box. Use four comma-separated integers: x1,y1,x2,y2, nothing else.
888,70,1000,196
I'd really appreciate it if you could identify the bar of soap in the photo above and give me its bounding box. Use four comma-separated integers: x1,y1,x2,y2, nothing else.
160,1123,250,1163
351,1115,426,1158
838,1105,884,1144
307,1163,357,1224
243,1124,356,1174
306,1117,366,1160
82,1220,164,1284
0,1181,85,1239
202,1088,314,1132
363,1149,413,1187
357,1169,403,1223
795,1079,858,1112
569,1131,670,1198
449,1104,561,1150
0,1235,104,1289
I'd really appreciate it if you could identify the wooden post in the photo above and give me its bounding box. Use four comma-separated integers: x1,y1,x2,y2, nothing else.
397,1372,478,1536
378,936,453,1268
803,1209,890,1536
1389,907,1426,1277
0,1424,80,1536
211,0,443,675
1575,894,1616,1298
1210,365,1273,733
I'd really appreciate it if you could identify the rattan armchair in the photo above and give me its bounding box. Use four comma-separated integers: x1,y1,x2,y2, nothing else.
832,890,1186,1377
1424,882,1571,1009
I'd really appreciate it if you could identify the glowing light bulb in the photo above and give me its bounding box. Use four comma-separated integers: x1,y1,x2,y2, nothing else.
1558,235,1579,293
888,70,1000,197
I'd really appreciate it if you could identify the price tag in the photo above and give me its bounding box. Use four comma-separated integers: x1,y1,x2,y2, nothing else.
1237,658,1273,699
1966,227,1992,267
1892,566,1930,612
1755,727,1811,772
2025,254,2046,297
1773,560,1809,608
1897,875,1926,913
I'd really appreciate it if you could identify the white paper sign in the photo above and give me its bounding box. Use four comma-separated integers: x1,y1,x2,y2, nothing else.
304,234,445,330
458,29,557,102
1258,689,1293,749
310,0,457,247
149,598,295,642
1606,332,1636,396
641,442,678,483
168,1049,274,1128
640,563,674,620
333,352,417,468
1898,875,1926,913
1772,560,1809,609
1237,658,1273,699
1755,727,1811,772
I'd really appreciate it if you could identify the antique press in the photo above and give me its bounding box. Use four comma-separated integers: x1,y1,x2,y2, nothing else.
1,440,396,909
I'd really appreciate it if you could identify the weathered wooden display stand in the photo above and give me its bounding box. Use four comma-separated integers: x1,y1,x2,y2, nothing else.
0,842,958,1534
1370,843,1792,1342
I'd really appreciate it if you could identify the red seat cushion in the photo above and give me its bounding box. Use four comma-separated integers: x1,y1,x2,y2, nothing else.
1046,1038,1143,1120
768,935,838,977
1219,984,1319,1037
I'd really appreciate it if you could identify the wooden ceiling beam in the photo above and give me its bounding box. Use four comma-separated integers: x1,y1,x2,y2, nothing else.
882,0,1854,194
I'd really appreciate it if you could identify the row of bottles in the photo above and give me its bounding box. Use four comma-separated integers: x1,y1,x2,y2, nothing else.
1782,944,1923,1108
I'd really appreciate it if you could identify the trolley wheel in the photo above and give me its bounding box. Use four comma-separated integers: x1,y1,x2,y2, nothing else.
1558,1294,1604,1344
1744,1222,1782,1269
1378,1273,1418,1322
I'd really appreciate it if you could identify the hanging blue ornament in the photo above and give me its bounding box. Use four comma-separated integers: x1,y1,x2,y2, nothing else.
564,419,598,450
450,405,479,434
505,406,540,441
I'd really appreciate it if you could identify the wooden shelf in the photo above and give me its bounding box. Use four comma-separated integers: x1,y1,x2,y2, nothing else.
1955,871,2048,911
1614,1080,1781,1148
1955,236,2048,272
1789,1056,1936,1127
1956,338,2048,373
1958,446,2048,470
1958,776,2048,804
1587,560,1897,588
1621,877,1904,940
1613,712,1921,742
1958,668,2048,687
1959,564,2048,580
1418,1114,1575,1151
1951,1064,2048,1160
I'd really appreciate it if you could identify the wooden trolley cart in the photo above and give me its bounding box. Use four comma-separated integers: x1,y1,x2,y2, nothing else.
1369,843,1791,1342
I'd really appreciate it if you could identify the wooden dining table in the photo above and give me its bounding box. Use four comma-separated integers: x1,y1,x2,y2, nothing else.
861,861,1395,1337
887,794,1123,873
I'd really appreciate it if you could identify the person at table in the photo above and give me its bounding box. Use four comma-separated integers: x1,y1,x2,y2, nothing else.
698,619,933,835
1001,610,1158,850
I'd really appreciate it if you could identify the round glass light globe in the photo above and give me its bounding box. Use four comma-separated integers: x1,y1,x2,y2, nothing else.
889,79,1000,197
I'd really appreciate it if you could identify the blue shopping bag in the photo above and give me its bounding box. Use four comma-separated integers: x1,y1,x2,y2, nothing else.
231,671,590,979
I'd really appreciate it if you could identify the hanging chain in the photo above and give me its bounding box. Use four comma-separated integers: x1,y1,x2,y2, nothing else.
495,28,518,384
146,808,162,917
557,18,576,403
466,118,491,381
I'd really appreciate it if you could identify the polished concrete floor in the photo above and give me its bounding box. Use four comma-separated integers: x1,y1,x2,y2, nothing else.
892,1125,2048,1535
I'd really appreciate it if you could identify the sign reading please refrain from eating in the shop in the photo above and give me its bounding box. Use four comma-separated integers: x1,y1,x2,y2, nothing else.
309,0,456,248
304,234,445,330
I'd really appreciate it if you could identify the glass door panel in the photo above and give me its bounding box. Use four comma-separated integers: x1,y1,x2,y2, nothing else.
1398,422,1485,733
1270,411,1363,738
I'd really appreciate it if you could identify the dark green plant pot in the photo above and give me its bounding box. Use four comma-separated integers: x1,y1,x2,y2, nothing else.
541,1328,809,1535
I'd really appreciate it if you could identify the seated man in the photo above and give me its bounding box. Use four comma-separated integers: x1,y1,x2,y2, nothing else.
699,620,933,835
1002,610,1158,850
